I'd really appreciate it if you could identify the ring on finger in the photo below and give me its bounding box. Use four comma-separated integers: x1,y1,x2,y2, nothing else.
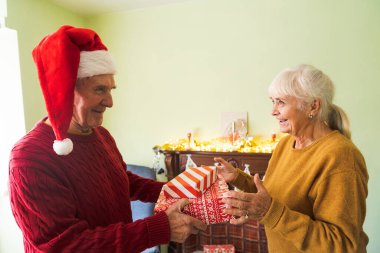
240,209,249,219
244,210,249,219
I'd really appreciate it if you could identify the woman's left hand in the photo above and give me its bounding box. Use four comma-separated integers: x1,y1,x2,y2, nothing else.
222,173,272,225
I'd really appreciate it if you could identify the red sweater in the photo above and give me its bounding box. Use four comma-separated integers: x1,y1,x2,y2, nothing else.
9,118,169,252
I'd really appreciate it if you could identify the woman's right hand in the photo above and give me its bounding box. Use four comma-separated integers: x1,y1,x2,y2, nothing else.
214,157,238,183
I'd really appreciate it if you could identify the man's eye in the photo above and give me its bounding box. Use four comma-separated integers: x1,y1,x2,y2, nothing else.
95,88,105,93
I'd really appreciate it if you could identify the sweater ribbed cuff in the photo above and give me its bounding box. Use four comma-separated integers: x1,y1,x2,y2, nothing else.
232,169,256,192
145,211,170,247
259,199,285,229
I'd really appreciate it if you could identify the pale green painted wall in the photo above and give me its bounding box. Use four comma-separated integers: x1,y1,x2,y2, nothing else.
6,0,85,129
89,0,380,251
5,0,380,252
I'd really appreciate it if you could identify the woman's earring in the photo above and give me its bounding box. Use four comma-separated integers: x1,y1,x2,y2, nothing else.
309,114,313,119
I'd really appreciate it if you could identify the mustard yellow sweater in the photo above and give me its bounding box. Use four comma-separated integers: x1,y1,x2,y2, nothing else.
233,131,368,253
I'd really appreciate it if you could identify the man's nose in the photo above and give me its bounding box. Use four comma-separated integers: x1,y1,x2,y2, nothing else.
102,93,113,108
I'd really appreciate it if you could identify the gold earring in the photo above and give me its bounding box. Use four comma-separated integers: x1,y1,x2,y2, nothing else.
309,114,313,119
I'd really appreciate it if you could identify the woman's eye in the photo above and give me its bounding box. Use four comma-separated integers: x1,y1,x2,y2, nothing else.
271,99,284,105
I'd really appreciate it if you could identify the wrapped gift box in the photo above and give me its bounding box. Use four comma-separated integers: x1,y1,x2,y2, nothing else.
203,244,235,253
155,178,232,224
163,166,217,198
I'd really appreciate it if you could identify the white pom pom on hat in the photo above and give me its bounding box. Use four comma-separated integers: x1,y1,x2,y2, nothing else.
53,138,74,156
32,25,116,155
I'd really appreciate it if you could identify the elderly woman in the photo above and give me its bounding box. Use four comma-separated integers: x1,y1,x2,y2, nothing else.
215,64,368,252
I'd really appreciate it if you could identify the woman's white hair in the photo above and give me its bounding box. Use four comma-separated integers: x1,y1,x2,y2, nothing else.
268,64,351,139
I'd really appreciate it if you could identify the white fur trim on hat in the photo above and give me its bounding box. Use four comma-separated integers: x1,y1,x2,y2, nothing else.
53,138,74,156
77,50,116,78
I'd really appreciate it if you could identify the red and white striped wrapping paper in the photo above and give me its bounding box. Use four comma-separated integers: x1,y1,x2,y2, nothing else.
163,166,217,198
155,178,232,224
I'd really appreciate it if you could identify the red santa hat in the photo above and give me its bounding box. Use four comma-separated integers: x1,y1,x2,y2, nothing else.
32,25,116,155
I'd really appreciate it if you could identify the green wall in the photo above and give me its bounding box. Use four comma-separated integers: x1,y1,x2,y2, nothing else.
6,0,85,129
7,0,380,252
89,0,380,251
88,0,380,161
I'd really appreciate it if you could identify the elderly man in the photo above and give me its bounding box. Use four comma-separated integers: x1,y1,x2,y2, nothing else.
9,25,206,253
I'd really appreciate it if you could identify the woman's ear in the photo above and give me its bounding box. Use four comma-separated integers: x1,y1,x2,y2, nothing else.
310,98,321,116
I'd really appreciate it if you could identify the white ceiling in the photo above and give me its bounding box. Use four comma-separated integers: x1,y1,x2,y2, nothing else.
51,0,192,16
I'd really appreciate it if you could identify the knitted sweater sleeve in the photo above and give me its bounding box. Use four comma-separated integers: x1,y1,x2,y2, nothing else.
231,169,257,193
260,147,368,252
127,170,165,202
9,162,170,253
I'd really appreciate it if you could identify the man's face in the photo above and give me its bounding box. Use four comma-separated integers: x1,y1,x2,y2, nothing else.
70,74,116,134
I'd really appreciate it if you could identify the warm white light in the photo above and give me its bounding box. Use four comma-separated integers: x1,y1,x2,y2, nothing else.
0,22,25,253
0,27,25,193
0,0,7,28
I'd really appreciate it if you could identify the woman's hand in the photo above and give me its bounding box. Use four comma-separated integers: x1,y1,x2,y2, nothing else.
214,157,238,183
222,174,272,225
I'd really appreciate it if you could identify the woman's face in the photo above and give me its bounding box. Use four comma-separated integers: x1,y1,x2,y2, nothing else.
270,95,310,136
70,74,116,134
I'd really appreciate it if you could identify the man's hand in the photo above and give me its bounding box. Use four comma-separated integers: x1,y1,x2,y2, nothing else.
165,199,207,243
